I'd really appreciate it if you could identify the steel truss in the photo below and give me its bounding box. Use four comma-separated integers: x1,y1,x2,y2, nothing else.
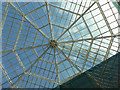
1,0,119,88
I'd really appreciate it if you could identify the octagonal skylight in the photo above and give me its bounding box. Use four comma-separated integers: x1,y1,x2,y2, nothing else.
0,0,120,88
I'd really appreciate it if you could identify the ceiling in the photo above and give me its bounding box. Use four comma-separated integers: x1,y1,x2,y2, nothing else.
0,0,120,88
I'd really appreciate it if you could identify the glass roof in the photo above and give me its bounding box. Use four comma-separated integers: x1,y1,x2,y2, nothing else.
0,0,120,88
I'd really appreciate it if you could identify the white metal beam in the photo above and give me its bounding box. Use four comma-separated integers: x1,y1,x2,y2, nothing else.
11,73,24,87
52,24,67,29
103,38,114,61
25,47,50,72
25,4,46,16
81,40,93,71
33,48,55,65
45,2,54,39
13,52,26,72
14,17,24,50
25,72,58,84
97,2,115,61
57,34,120,44
0,62,18,88
2,3,9,30
53,48,60,84
82,16,93,38
0,62,12,86
49,4,81,16
56,2,96,41
97,2,113,35
1,44,49,54
33,31,38,46
9,2,50,40
56,46,81,73
11,47,50,86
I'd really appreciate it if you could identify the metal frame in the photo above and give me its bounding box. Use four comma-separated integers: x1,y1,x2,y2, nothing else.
1,0,119,88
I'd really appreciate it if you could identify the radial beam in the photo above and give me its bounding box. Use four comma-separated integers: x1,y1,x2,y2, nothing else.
14,17,24,49
103,37,114,61
33,48,55,65
45,2,54,39
13,51,26,72
2,3,9,29
82,16,93,38
24,16,50,40
25,72,58,84
33,31,38,46
56,46,81,73
11,47,50,86
0,62,15,88
11,73,24,87
9,2,50,40
1,44,49,54
56,2,96,41
97,2,113,35
98,37,114,87
58,34,120,44
81,40,93,71
53,48,60,84
59,43,110,62
2,72,24,86
25,47,50,72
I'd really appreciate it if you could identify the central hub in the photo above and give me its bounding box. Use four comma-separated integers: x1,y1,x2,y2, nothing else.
49,40,57,48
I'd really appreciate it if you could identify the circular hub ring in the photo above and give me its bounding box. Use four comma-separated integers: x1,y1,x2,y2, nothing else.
49,40,57,48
